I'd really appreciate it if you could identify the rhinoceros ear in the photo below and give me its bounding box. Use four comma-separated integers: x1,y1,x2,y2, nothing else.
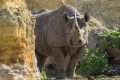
62,12,69,22
84,12,90,22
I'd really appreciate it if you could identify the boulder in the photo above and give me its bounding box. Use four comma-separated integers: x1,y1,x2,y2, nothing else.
87,17,108,51
0,64,40,80
0,0,40,80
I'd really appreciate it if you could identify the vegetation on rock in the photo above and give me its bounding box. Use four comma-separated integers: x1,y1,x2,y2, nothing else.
101,29,120,49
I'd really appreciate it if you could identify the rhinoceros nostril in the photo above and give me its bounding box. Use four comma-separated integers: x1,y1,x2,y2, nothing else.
79,40,82,43
69,39,73,44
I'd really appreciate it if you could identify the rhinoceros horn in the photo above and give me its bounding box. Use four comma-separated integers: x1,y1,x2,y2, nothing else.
74,9,79,27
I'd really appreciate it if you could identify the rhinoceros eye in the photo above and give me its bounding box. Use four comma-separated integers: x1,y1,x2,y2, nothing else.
62,12,69,22
77,18,86,28
77,18,80,22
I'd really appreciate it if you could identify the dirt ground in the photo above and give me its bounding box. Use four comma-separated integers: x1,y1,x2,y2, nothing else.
47,76,120,80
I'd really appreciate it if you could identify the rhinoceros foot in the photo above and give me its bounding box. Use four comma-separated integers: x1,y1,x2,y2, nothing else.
46,67,66,79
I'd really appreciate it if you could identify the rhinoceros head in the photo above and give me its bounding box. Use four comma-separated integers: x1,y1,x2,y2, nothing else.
63,11,90,47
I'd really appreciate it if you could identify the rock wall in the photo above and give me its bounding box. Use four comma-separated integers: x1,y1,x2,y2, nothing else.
26,0,61,11
0,0,40,80
75,0,120,28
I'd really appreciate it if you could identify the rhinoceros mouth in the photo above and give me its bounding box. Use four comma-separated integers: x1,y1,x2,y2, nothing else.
69,40,86,47
70,43,86,48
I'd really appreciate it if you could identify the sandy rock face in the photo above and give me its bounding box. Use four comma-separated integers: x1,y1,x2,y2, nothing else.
26,0,62,11
74,0,120,28
0,0,40,80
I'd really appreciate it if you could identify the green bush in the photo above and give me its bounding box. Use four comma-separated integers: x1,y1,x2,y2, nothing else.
76,48,108,76
101,29,120,48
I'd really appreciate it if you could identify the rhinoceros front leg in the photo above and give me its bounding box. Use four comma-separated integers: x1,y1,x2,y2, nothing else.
66,46,85,78
51,47,66,79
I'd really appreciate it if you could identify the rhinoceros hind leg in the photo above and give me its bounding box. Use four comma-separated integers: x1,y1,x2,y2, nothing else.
35,50,47,72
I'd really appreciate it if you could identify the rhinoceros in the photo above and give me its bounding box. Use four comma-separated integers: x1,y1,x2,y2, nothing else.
34,4,90,79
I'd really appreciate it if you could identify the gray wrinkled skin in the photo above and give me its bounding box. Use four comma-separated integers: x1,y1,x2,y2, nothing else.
34,4,90,79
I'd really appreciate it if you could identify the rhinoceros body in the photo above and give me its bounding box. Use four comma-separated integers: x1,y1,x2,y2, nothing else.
34,4,90,79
